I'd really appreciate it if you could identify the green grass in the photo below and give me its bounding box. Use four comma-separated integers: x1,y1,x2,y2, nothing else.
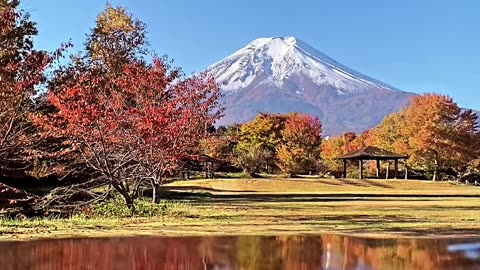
1,178,480,240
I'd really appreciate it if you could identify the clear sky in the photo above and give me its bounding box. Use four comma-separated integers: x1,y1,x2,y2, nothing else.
20,0,479,110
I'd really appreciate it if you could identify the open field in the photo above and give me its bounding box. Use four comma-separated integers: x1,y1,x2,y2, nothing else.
1,178,480,240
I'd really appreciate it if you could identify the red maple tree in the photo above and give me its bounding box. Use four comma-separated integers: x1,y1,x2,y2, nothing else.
44,58,222,208
0,2,67,175
277,113,322,176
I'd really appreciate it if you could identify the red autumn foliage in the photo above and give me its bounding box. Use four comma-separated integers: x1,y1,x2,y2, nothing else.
277,113,322,176
42,58,222,207
281,113,322,147
0,2,68,173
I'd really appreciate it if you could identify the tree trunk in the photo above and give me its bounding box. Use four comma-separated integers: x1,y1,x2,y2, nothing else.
151,181,160,203
124,194,135,212
433,155,439,181
113,183,135,212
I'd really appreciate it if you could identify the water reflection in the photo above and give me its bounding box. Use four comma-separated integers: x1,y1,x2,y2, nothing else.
448,242,480,260
1,234,480,270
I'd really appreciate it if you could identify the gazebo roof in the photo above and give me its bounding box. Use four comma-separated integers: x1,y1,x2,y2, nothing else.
336,146,408,160
184,154,216,163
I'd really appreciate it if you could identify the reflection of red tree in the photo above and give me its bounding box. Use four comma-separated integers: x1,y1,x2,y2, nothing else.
1,237,208,269
0,235,479,270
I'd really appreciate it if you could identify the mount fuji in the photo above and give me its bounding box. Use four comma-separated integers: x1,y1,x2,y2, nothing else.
205,36,416,135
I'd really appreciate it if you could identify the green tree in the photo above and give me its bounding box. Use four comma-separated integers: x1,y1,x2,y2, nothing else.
235,143,274,177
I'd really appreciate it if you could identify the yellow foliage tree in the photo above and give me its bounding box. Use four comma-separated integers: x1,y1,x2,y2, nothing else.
235,113,287,174
86,3,148,72
374,110,408,153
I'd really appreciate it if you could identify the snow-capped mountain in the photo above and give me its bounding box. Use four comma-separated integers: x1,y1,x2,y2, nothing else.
208,36,397,94
205,36,416,135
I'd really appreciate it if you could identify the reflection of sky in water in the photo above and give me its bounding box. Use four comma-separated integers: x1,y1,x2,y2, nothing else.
465,250,480,260
448,242,480,259
354,265,372,270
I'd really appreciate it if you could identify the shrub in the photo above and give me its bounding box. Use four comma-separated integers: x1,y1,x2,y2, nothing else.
91,198,187,218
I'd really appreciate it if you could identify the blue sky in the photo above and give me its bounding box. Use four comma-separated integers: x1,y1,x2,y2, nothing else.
21,0,479,110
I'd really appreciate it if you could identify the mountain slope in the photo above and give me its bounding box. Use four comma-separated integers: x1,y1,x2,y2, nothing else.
205,36,416,135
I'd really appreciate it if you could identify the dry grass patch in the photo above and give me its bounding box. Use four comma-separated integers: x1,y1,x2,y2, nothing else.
2,178,480,240
166,178,480,195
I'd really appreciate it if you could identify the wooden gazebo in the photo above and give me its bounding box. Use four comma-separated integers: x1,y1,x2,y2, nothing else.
181,154,216,179
336,146,408,179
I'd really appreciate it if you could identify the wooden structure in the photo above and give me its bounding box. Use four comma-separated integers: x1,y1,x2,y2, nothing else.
181,154,216,179
336,146,408,180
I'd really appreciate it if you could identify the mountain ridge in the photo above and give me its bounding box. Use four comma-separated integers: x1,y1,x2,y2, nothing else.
204,36,417,135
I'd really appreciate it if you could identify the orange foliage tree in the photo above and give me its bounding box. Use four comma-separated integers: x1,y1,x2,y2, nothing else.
277,113,322,176
350,128,377,150
320,132,356,173
382,94,479,180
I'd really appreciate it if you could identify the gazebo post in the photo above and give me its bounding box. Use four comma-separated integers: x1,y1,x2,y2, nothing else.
394,159,399,179
211,161,215,179
205,162,209,179
404,159,408,180
376,159,380,178
359,159,363,180
342,159,347,178
385,161,390,179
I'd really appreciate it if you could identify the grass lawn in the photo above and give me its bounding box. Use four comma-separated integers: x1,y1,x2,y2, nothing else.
1,178,480,240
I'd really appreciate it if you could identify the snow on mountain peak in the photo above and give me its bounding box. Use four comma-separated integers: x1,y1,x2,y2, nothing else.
206,36,398,94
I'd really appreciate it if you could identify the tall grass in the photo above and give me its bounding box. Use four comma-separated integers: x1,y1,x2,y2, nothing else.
91,198,191,218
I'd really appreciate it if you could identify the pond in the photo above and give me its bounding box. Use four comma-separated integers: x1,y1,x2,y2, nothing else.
1,234,479,270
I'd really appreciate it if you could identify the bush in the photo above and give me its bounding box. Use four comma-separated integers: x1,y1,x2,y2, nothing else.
214,172,252,179
235,145,274,176
90,198,187,218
